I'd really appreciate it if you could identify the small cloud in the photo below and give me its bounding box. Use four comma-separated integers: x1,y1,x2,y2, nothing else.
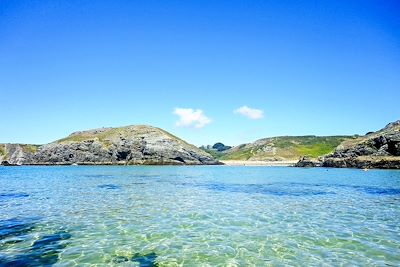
173,108,211,128
234,105,264,120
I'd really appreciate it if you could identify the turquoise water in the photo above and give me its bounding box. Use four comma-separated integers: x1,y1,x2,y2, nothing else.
1,166,400,266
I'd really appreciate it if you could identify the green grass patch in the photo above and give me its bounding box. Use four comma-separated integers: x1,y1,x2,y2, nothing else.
293,143,337,158
21,144,40,154
57,134,97,143
218,136,351,161
200,149,224,159
219,148,254,160
0,145,5,156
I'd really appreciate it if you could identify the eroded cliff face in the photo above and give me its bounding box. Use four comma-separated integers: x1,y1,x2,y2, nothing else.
0,144,38,165
296,120,400,169
0,125,218,165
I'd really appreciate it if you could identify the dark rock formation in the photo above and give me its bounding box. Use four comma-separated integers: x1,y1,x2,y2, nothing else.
322,156,400,169
311,120,400,169
294,156,322,167
1,160,11,166
0,125,219,166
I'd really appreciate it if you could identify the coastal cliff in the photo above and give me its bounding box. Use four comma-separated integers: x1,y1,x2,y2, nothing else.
0,125,218,165
296,120,400,169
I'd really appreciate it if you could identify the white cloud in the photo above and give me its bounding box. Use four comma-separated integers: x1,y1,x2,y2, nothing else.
173,108,211,128
234,105,264,120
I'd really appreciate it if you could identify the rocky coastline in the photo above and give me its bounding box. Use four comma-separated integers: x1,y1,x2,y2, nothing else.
2,121,399,169
295,120,400,169
0,125,219,166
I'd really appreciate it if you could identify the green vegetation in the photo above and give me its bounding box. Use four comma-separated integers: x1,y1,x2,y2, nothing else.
200,148,226,159
57,134,96,143
21,144,40,154
58,126,193,147
56,125,211,157
218,147,253,160
159,128,193,147
0,144,39,161
200,143,232,159
205,136,352,161
212,142,231,151
57,127,122,143
0,145,6,157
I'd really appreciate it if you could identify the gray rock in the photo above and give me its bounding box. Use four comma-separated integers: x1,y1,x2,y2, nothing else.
0,125,219,166
0,144,37,165
320,120,400,169
294,156,322,167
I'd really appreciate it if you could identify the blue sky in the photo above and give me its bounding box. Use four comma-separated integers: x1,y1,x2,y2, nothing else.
1,0,399,146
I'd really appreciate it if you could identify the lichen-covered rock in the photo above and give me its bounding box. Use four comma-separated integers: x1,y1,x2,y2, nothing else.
1,125,219,165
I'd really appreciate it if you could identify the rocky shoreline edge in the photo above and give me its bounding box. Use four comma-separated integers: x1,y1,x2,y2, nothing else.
295,156,400,169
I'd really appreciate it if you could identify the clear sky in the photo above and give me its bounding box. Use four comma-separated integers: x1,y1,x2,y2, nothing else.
1,0,399,146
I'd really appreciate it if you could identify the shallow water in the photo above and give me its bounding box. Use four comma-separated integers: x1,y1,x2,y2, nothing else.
0,166,399,266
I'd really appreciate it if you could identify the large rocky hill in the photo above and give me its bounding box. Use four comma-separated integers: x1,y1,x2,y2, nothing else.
0,125,218,165
214,136,351,161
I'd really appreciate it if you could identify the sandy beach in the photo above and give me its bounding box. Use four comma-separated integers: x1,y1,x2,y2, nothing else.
220,160,297,166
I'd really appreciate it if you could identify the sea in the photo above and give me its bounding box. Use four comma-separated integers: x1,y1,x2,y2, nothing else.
1,166,399,266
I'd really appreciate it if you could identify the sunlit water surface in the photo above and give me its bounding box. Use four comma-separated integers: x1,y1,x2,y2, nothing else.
1,166,399,266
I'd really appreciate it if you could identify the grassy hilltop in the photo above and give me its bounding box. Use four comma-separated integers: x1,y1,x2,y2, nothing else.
203,136,353,161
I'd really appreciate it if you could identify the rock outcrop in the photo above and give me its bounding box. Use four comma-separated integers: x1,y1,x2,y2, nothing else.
0,144,38,166
0,125,218,165
294,156,322,167
297,120,400,169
